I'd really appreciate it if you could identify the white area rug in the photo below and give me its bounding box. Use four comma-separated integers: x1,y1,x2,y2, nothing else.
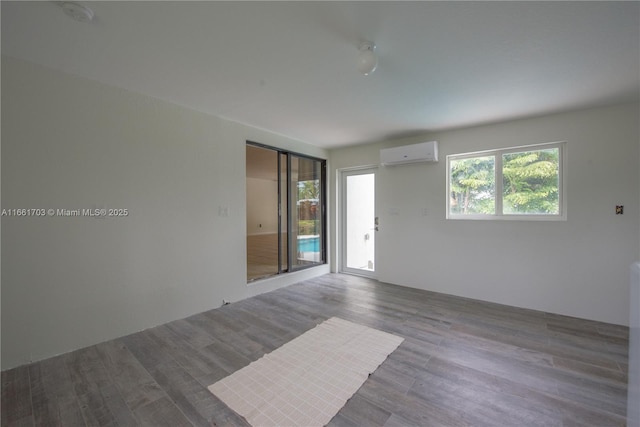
208,317,404,427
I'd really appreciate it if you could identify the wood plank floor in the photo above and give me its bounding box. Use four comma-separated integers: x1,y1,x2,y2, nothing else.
247,234,280,282
1,273,629,426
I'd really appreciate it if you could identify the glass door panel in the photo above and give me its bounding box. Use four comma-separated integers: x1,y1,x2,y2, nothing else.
246,145,279,281
341,169,376,277
290,155,324,269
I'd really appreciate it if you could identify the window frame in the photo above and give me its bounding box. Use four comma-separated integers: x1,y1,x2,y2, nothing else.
446,141,566,221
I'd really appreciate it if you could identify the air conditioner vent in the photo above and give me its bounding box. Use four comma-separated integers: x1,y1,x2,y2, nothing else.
380,141,438,166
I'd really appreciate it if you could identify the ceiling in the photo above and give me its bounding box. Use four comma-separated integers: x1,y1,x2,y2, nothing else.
2,1,639,148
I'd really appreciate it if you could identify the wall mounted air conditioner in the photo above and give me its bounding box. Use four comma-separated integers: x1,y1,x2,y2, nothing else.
380,141,438,166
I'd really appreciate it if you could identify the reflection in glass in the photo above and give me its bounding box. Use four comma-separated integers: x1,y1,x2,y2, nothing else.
246,145,279,281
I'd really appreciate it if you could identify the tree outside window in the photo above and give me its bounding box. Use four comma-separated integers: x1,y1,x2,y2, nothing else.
502,148,559,215
447,142,564,220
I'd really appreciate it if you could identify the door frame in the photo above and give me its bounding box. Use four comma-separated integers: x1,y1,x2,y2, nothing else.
339,166,378,278
246,141,327,282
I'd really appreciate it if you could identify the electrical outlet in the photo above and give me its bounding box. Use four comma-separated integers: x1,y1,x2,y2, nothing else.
616,205,624,215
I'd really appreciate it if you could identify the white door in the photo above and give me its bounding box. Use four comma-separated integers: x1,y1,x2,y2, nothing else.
340,167,377,277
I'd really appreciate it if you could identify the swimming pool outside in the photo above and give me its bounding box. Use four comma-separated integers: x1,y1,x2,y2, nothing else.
298,235,319,253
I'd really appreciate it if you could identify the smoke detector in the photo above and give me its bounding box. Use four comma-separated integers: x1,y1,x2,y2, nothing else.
61,2,94,23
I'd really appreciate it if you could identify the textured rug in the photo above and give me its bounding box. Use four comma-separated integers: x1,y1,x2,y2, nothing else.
208,317,404,427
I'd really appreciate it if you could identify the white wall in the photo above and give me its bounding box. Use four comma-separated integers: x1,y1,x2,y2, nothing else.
1,56,329,370
331,103,639,326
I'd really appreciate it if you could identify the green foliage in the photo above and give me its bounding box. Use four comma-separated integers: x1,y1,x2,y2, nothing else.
298,220,320,235
502,149,559,214
298,180,319,200
450,148,559,215
450,156,495,214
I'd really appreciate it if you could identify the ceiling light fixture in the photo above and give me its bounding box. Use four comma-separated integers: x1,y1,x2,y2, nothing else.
356,42,378,76
61,2,94,23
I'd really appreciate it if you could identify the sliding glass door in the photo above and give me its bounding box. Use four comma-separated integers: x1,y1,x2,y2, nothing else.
290,155,324,268
246,143,325,282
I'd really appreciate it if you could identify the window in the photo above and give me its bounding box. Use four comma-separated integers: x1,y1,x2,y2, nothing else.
447,142,565,220
246,142,326,281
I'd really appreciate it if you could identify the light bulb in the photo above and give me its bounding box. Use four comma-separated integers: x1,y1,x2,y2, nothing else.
357,42,378,76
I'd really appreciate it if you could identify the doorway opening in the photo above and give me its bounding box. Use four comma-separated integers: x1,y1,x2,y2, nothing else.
340,167,377,278
246,142,326,282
